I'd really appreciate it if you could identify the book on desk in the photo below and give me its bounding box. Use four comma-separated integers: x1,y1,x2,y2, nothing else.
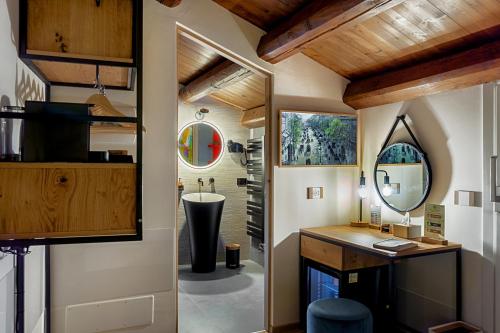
373,238,418,252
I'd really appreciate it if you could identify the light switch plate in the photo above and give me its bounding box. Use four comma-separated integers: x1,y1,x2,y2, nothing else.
307,187,324,199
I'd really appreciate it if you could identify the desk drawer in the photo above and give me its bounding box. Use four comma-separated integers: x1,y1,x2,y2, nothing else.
301,235,389,271
301,235,343,270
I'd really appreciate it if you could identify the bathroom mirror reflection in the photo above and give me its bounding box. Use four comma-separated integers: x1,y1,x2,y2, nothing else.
178,121,224,168
374,142,431,212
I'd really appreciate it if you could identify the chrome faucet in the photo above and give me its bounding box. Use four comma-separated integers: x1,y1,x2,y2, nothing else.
197,178,204,193
209,177,216,193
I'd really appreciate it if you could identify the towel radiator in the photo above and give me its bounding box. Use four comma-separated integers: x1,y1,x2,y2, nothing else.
246,137,264,242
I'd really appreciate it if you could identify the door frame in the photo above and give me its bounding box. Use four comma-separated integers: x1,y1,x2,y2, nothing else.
174,24,275,332
482,81,499,333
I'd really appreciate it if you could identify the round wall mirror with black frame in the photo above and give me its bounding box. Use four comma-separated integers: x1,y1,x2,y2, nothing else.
374,142,432,213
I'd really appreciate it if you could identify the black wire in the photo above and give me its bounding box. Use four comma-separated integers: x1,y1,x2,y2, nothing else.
240,148,248,166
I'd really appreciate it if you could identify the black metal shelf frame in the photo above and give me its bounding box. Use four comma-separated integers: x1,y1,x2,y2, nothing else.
4,2,143,333
1,0,144,247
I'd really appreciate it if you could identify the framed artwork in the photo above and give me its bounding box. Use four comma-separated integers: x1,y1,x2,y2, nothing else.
279,110,358,167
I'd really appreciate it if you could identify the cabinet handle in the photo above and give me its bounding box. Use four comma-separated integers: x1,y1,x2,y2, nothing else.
59,176,68,184
490,156,500,202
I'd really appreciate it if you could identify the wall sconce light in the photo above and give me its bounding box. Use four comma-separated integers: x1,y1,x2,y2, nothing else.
354,170,368,223
358,171,368,199
377,169,393,197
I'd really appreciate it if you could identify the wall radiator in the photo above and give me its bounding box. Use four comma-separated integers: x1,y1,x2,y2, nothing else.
246,137,264,242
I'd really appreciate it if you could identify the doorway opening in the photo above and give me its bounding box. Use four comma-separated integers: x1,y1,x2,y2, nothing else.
175,26,272,333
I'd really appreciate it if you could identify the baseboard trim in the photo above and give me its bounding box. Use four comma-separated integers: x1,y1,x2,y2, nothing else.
270,323,301,333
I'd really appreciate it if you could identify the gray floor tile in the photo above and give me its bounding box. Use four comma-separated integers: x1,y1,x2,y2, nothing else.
178,260,265,333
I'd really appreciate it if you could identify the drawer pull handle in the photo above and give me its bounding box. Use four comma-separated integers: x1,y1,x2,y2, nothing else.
59,176,68,184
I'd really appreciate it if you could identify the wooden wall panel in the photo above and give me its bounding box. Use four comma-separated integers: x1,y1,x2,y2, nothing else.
27,0,133,62
32,61,130,87
0,163,136,240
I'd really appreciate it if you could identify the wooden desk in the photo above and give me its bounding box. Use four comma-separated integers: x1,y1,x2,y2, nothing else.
299,225,462,332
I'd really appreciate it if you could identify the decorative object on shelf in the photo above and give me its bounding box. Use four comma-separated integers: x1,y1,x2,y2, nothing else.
351,171,368,227
279,110,358,167
0,106,24,162
88,151,109,162
374,115,432,213
178,121,224,169
424,203,446,241
369,204,381,229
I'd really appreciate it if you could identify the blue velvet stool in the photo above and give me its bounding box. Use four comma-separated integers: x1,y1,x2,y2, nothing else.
307,298,373,333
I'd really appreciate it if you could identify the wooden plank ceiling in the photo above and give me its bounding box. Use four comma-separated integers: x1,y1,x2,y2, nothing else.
212,0,308,31
213,0,500,109
177,33,265,111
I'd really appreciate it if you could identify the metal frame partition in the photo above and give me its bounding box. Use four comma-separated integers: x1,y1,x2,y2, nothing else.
0,1,144,332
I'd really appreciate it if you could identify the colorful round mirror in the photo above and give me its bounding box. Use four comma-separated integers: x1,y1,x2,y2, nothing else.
178,122,224,168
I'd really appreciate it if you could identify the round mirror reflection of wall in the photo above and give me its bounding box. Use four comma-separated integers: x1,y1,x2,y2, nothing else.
374,142,432,213
178,122,224,169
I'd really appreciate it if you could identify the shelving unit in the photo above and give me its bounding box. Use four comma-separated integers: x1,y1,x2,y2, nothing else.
1,3,143,332
0,0,144,247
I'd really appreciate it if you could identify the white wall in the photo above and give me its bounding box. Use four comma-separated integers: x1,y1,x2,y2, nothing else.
0,1,46,332
272,54,359,326
360,86,484,330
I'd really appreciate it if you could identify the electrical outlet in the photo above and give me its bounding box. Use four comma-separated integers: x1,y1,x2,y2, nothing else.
348,272,358,284
307,187,324,199
236,178,247,187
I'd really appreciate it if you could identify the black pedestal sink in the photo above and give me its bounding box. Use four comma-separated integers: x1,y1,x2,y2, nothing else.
182,193,225,273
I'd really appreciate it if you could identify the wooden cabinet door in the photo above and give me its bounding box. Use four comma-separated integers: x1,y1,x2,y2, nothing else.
27,0,134,62
0,163,136,240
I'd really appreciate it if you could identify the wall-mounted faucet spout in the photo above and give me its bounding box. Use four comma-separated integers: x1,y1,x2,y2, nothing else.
198,178,204,193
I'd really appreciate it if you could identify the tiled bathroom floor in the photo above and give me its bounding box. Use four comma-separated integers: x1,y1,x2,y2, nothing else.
178,260,265,333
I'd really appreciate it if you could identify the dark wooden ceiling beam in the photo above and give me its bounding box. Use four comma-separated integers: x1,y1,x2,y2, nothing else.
257,0,401,63
179,60,252,103
343,39,500,109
